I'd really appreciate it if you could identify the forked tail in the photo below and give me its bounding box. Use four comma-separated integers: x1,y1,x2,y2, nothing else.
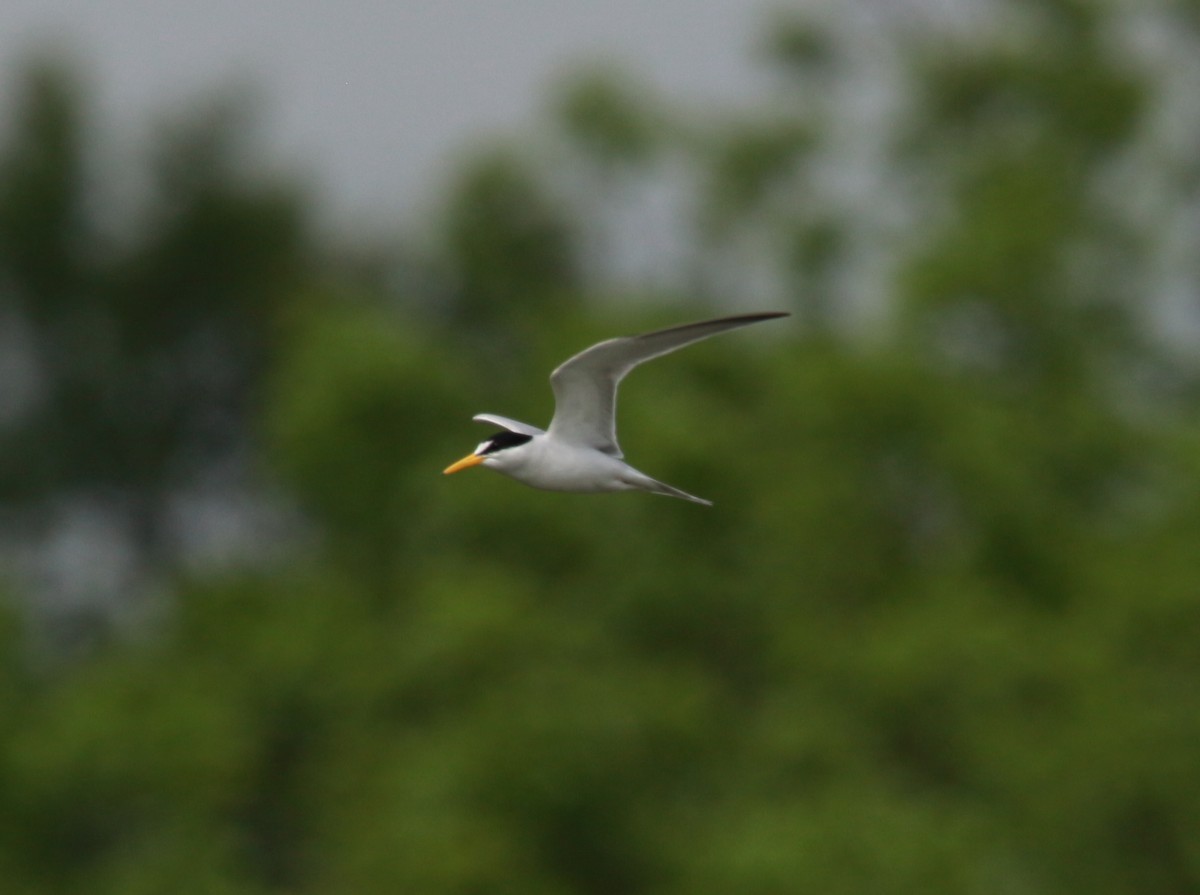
639,476,713,507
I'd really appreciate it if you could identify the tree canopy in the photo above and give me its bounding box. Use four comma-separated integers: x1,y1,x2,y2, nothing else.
1,3,1199,893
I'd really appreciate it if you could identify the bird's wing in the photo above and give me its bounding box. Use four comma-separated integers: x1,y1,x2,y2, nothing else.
547,312,788,456
472,414,545,436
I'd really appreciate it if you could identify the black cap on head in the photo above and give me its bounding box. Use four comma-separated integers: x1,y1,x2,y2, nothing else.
479,431,533,455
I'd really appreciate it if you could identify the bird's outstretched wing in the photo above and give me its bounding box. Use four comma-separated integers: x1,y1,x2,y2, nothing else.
547,312,788,456
472,414,545,437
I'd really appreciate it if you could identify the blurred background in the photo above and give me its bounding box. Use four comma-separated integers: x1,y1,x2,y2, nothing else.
2,0,1200,892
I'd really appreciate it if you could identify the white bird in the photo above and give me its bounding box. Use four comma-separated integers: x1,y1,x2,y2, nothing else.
443,312,789,506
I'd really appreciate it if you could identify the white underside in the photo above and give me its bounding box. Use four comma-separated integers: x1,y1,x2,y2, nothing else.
488,436,640,492
481,434,711,505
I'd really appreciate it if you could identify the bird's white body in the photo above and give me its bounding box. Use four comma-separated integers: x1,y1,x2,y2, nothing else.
444,312,788,506
482,433,649,493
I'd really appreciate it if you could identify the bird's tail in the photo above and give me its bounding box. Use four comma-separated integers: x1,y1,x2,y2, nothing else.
638,475,713,507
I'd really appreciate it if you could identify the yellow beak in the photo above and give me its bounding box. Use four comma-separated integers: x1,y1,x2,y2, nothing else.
443,453,486,475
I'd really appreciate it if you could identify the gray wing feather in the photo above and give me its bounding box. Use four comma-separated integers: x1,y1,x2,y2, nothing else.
547,312,788,455
472,414,545,436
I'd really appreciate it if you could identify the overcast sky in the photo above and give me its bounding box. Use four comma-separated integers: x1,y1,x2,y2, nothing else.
0,1,788,223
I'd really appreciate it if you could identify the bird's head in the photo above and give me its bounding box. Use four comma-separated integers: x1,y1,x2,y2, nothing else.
443,430,534,475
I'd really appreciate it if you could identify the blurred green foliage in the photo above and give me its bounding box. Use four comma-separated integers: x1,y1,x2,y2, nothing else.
2,3,1200,893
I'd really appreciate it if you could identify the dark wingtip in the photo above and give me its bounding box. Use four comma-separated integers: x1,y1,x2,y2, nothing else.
736,311,790,321
710,311,791,327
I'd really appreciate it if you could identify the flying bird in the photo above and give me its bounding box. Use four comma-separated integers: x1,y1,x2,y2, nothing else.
443,312,789,506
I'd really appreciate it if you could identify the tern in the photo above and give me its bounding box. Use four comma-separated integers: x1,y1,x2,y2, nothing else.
443,312,788,506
